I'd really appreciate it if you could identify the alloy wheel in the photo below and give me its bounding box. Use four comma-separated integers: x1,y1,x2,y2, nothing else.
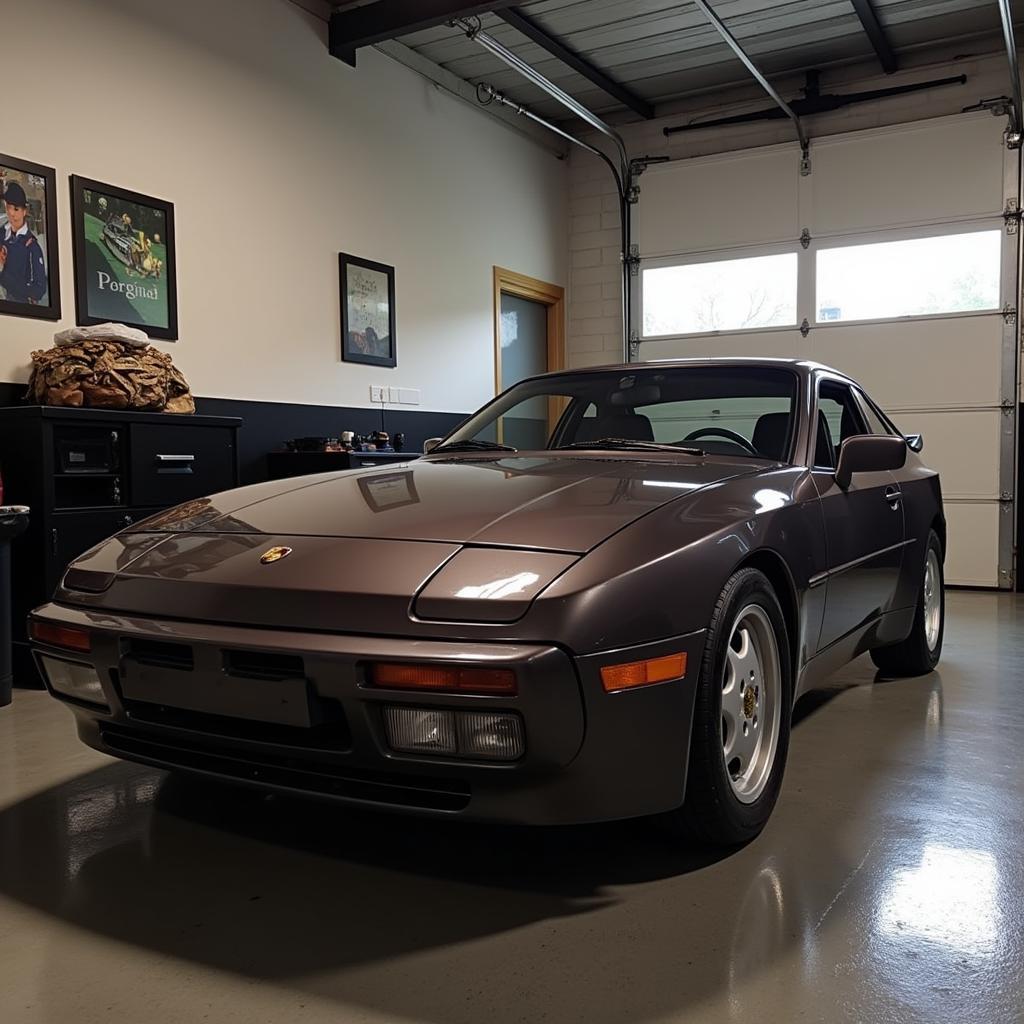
721,604,782,804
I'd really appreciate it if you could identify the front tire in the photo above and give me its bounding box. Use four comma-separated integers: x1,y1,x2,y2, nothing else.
871,529,944,677
662,567,792,847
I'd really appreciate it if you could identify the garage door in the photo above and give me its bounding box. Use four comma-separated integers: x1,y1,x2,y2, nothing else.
632,113,1020,588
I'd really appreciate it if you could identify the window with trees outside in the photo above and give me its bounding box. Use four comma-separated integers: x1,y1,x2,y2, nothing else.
815,230,1001,323
641,227,1003,339
642,253,798,337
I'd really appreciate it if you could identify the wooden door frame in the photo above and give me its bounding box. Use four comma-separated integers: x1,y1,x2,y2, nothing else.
492,266,565,395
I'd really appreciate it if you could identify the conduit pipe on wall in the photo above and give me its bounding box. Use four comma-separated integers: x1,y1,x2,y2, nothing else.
451,17,653,358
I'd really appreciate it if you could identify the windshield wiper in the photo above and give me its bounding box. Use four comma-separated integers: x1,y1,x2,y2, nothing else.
433,439,518,454
556,437,705,456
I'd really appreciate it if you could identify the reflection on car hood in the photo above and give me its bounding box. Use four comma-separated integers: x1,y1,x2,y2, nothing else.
130,454,767,554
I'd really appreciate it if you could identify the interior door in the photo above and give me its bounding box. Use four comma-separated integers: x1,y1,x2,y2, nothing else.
494,267,565,449
499,292,550,449
813,378,905,650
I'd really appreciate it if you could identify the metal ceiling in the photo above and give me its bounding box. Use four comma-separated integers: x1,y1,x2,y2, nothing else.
328,0,1020,123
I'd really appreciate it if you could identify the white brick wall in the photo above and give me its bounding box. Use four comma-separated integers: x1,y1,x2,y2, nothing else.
567,150,625,368
564,46,1010,371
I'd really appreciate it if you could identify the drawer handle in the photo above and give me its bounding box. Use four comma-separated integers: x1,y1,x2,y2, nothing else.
155,453,195,475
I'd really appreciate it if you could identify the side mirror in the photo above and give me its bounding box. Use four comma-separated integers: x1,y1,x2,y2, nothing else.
904,433,924,453
835,435,907,490
424,437,443,453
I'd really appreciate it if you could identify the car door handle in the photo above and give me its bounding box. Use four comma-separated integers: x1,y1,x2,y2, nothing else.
884,486,902,508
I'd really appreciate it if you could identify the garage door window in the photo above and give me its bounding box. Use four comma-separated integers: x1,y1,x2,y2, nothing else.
643,252,798,337
816,230,1001,324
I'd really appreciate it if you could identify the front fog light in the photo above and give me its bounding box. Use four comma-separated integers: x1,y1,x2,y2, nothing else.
383,706,457,755
39,655,108,709
456,711,525,761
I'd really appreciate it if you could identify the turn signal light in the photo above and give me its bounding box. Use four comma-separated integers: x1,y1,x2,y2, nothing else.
371,662,517,695
601,652,687,693
29,620,92,653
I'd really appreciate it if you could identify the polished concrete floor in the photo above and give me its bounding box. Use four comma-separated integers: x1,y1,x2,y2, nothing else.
1,590,1021,1024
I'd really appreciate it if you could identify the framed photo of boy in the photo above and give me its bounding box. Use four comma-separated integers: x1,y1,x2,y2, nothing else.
70,175,178,340
0,153,61,322
340,252,396,368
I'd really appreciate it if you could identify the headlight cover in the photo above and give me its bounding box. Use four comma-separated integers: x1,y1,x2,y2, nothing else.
413,548,577,623
59,532,172,594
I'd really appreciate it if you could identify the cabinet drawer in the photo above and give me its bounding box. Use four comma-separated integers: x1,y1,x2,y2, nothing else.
129,423,236,507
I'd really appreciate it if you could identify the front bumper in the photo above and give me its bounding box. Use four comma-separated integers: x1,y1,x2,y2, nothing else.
31,602,705,825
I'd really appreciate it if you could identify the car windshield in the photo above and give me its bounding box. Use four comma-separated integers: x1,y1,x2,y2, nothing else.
438,365,799,460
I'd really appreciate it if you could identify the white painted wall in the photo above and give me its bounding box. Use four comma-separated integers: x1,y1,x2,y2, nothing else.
0,0,567,413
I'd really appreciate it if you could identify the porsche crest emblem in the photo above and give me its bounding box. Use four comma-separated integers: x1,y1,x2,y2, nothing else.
260,546,292,565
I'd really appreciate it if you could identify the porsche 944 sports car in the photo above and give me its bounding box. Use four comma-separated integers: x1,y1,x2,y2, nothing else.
31,359,944,844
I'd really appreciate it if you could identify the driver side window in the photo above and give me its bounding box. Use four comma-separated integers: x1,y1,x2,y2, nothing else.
816,381,868,469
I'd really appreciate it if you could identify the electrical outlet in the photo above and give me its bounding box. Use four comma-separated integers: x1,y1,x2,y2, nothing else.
369,385,384,403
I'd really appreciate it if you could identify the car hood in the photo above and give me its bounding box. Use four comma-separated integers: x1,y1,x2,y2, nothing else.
128,453,766,554
58,454,768,632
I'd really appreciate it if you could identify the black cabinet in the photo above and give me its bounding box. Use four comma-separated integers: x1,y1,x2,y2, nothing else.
130,422,238,505
0,406,241,683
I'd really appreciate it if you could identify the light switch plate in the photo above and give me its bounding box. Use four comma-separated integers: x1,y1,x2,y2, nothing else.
398,388,421,405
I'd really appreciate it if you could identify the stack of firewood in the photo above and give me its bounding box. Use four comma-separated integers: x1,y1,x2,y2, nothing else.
27,338,195,413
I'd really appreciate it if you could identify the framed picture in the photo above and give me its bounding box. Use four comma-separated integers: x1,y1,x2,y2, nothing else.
340,252,396,368
0,154,60,321
70,175,178,340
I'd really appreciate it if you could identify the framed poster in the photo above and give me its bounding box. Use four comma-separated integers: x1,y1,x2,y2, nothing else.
340,252,396,368
70,175,178,340
0,153,60,321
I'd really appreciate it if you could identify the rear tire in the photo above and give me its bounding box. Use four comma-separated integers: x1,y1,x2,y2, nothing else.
870,529,944,677
661,567,792,847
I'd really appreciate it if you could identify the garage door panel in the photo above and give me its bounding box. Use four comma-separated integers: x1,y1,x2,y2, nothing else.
942,503,1001,588
808,315,1003,411
639,331,808,363
638,148,799,257
633,113,1015,588
890,410,1001,500
810,115,1005,236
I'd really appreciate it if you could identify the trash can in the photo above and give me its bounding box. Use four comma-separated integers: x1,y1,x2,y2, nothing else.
0,505,30,708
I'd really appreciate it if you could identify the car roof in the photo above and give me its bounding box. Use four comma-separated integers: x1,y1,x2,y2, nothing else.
533,357,855,386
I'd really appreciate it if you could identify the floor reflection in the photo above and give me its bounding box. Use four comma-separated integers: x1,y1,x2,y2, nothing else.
878,844,1001,957
1,594,1021,1024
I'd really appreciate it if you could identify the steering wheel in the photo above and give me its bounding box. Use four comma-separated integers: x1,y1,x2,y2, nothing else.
683,426,759,455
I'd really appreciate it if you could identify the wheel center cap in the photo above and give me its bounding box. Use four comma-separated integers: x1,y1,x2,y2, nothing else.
743,687,756,719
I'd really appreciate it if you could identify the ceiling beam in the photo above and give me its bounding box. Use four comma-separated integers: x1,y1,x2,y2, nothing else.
329,0,516,66
495,6,655,120
849,0,898,74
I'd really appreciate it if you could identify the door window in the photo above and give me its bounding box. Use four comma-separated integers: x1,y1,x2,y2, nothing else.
854,390,896,437
816,381,868,469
